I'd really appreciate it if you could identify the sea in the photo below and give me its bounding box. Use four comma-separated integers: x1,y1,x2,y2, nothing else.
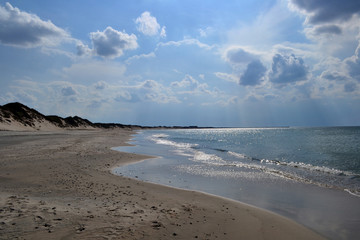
113,127,360,239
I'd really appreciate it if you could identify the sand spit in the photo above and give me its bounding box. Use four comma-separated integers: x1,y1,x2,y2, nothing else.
0,129,325,239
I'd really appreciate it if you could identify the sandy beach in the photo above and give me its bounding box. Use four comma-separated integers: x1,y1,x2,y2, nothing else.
0,129,325,239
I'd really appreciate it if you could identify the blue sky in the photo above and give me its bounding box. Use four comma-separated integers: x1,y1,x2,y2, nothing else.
0,0,359,127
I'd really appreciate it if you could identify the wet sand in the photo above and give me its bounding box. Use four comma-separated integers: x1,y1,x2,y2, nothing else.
0,129,325,239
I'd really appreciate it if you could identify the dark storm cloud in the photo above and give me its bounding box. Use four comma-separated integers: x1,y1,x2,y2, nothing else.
226,47,256,64
314,25,342,35
240,60,267,86
291,0,360,24
269,53,308,85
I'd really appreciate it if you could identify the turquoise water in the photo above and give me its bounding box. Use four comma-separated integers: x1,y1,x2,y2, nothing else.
114,127,360,239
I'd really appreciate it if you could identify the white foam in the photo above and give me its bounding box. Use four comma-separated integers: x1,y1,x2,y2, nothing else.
150,133,202,161
228,150,356,177
149,134,198,149
228,151,247,159
172,149,193,157
286,162,354,176
176,164,277,181
191,151,226,165
151,133,169,138
344,189,360,198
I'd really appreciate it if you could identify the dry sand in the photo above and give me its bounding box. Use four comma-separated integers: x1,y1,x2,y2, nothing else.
0,129,325,239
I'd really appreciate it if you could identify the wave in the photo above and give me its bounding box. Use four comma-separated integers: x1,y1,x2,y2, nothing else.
149,133,360,197
228,151,262,162
228,151,357,177
344,189,360,198
192,151,227,165
149,134,198,149
151,133,169,138
151,133,357,178
150,133,226,166
226,151,360,196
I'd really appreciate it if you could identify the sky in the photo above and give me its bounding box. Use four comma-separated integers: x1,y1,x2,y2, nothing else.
0,0,360,127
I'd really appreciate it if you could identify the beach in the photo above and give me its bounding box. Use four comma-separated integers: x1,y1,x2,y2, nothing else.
0,129,325,239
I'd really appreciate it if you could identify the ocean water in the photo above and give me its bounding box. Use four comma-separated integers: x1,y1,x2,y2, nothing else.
113,127,360,239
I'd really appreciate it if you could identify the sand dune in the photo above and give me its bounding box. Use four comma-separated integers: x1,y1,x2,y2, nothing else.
0,102,96,131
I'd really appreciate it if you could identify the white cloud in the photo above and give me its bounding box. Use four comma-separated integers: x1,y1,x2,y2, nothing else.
215,96,241,106
0,2,69,48
76,42,91,56
114,91,133,102
198,26,214,37
271,43,319,63
160,26,166,38
227,96,240,105
311,45,360,97
135,11,166,37
125,52,156,64
157,38,214,50
304,18,360,57
171,74,218,96
346,42,360,82
214,72,238,83
94,81,107,90
171,75,197,88
138,80,179,103
90,26,138,58
245,94,260,103
111,80,180,104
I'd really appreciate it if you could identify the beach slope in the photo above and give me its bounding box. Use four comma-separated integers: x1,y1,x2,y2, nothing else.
0,130,325,239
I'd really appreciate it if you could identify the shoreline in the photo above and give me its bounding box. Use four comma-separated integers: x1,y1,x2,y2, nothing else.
0,129,325,239
115,129,360,239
